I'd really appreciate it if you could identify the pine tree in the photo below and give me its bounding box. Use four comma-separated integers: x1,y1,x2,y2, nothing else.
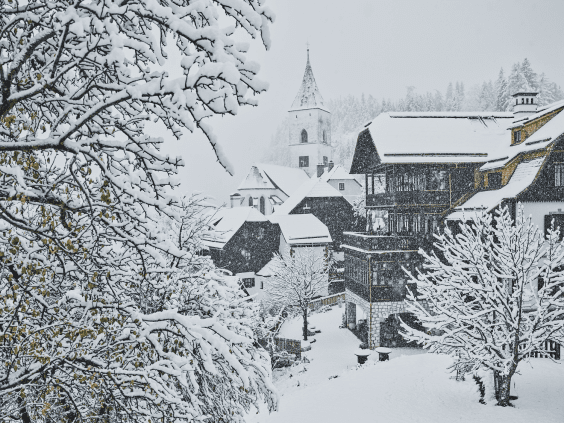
520,58,538,92
494,68,509,111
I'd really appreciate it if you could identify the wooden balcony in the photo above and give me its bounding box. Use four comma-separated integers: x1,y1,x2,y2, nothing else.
342,232,418,253
366,190,451,207
345,279,417,303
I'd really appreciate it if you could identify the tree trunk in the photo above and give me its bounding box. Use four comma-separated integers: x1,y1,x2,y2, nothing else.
302,308,308,341
495,368,516,407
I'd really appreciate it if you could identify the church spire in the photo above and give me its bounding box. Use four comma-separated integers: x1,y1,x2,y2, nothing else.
290,47,325,110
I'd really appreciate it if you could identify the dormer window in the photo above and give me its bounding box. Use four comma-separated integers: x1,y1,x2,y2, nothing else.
514,130,522,144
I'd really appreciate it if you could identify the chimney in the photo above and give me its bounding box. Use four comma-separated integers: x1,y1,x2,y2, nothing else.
317,163,325,178
328,161,334,171
512,92,538,118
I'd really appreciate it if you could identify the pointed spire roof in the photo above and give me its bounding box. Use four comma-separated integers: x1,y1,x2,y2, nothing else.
290,48,327,111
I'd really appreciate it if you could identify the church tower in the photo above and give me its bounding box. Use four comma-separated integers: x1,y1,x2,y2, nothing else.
288,48,332,177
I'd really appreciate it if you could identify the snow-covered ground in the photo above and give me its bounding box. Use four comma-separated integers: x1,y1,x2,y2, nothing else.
249,305,564,423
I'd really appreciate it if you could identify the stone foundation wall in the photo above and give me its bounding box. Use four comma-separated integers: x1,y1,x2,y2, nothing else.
345,289,406,349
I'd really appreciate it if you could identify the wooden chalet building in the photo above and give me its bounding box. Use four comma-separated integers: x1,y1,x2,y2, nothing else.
346,93,564,348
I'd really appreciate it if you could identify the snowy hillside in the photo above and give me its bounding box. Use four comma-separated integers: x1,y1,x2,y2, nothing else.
248,306,564,423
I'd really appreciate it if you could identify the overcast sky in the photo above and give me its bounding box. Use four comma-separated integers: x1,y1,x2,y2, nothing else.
160,0,564,205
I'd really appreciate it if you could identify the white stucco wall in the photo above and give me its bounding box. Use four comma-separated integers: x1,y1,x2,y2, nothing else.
289,108,332,176
521,201,564,233
231,187,288,215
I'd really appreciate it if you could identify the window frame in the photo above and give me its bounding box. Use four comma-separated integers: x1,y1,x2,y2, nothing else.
339,182,345,191
555,163,564,187
242,278,255,288
299,156,309,168
300,129,308,143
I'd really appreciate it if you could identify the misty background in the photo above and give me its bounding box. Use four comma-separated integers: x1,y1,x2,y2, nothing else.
157,0,564,205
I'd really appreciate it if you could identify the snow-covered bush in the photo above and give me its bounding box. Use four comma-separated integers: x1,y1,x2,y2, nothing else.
402,205,564,406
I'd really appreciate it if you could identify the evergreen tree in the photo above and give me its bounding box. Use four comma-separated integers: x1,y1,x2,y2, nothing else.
520,58,538,91
494,68,509,111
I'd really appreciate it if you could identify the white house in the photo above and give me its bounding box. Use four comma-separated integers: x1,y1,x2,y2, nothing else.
254,214,332,302
319,163,363,204
230,163,310,215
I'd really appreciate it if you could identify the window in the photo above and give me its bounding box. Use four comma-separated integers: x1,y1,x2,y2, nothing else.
339,182,345,191
242,278,255,288
299,156,309,168
514,130,522,144
241,249,251,261
544,214,564,240
428,169,447,190
248,197,253,207
531,98,534,104
323,156,328,165
488,173,502,189
301,129,308,143
322,130,327,144
260,280,264,289
555,164,564,186
259,196,265,214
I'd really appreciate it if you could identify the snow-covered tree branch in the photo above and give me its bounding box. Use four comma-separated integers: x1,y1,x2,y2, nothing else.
264,247,329,341
0,1,275,421
401,205,564,406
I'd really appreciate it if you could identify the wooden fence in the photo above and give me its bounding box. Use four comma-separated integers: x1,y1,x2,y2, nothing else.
308,292,346,311
273,337,302,360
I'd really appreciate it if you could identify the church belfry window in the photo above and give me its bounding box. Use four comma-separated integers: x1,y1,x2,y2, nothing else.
259,197,265,214
301,129,308,143
323,130,327,144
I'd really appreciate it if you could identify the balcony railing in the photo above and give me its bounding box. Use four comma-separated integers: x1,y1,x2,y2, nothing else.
366,190,451,207
345,279,417,303
342,232,418,252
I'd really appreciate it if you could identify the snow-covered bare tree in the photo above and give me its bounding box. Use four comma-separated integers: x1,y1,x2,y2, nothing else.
264,247,329,341
0,1,275,422
402,205,564,407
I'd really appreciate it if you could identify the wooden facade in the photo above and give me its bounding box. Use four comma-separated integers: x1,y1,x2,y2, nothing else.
346,105,564,348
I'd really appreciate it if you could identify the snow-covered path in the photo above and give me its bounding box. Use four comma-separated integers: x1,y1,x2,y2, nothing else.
249,305,564,423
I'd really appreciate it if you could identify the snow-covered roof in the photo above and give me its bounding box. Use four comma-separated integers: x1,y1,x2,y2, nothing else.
319,164,359,181
274,178,345,215
237,163,310,197
447,157,546,221
256,258,277,277
269,214,332,245
202,207,267,249
509,99,564,129
481,107,564,171
366,112,514,164
289,50,327,112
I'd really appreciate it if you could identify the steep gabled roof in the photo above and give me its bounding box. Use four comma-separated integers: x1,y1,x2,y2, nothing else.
319,164,359,182
238,164,310,197
447,157,546,221
361,112,514,166
269,214,332,245
289,50,327,112
202,207,267,249
273,178,345,215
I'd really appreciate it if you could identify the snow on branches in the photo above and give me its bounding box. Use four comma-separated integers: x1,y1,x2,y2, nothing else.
0,1,275,420
402,205,564,406
264,247,329,341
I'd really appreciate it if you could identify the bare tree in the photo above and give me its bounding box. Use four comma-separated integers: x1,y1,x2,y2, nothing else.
402,205,564,406
265,247,329,341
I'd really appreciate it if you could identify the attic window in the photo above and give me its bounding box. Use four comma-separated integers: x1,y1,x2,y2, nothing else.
488,173,502,189
339,183,345,191
514,130,522,144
